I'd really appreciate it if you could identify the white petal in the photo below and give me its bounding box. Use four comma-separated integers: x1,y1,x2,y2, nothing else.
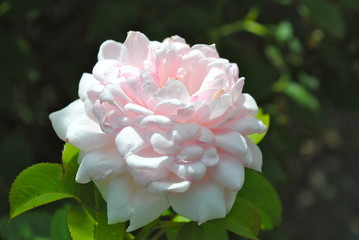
225,189,238,213
200,147,219,167
138,115,174,129
105,174,170,231
192,44,219,58
222,115,267,135
208,151,245,190
150,132,178,154
49,99,84,141
115,126,148,156
230,77,244,102
123,31,150,68
92,59,118,82
97,40,127,62
168,161,207,181
245,137,263,172
78,73,99,101
215,132,248,157
76,147,126,183
65,117,113,151
168,177,227,224
198,126,215,144
242,93,259,115
151,78,190,103
177,145,204,161
124,103,153,117
169,123,200,144
127,166,169,186
125,153,173,169
155,99,186,116
147,179,191,194
193,94,233,123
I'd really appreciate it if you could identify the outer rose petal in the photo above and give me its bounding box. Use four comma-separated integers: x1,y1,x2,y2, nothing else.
76,147,126,183
49,99,84,141
208,151,245,190
98,40,128,62
100,174,169,231
168,177,227,224
123,31,150,68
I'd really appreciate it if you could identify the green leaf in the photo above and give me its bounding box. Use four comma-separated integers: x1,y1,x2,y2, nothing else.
62,143,80,167
237,169,282,230
94,210,125,240
51,204,72,240
176,222,205,240
248,109,270,144
202,222,228,240
67,205,96,240
9,163,81,219
214,198,261,240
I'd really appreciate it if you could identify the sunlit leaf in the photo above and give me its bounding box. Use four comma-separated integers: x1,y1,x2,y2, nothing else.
238,169,282,230
67,205,96,240
248,108,270,144
9,163,81,219
94,210,125,240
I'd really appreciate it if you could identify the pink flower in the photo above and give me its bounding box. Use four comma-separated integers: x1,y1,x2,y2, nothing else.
50,31,266,231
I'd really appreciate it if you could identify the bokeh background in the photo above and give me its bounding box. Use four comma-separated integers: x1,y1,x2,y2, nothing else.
1,0,359,239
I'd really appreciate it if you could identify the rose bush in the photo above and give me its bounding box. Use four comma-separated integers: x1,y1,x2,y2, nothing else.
50,31,266,231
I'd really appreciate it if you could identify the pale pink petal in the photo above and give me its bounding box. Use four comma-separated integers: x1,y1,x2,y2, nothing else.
168,177,227,224
215,131,248,157
154,99,186,116
138,115,174,129
168,161,207,181
241,93,259,115
148,179,191,194
200,147,219,167
125,152,173,169
150,132,178,154
49,99,84,141
123,31,150,68
230,77,245,102
104,174,170,231
150,78,190,104
78,73,99,101
208,151,245,190
98,40,128,62
224,189,238,213
65,116,113,151
177,145,204,161
169,123,200,144
245,137,263,172
115,126,149,156
192,44,219,58
92,59,118,82
76,147,126,183
221,115,267,135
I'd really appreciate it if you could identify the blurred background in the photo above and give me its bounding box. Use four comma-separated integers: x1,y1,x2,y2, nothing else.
1,0,359,239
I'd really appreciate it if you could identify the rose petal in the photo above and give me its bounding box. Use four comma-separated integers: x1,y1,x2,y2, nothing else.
123,31,150,68
104,174,169,231
49,99,84,141
168,177,227,224
78,73,99,101
76,147,126,183
115,126,149,156
200,147,219,167
147,179,191,194
208,151,245,190
98,40,128,62
221,115,267,135
168,161,207,181
215,131,248,157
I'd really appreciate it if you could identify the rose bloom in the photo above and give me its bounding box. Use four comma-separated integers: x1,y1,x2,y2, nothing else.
50,31,266,231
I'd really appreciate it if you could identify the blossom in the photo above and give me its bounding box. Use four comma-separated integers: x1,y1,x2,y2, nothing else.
49,31,266,231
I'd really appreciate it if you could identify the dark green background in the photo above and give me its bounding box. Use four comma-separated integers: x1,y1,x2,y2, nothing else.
1,0,359,239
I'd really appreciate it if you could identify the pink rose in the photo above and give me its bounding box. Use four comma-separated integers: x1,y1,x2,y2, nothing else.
50,31,266,231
